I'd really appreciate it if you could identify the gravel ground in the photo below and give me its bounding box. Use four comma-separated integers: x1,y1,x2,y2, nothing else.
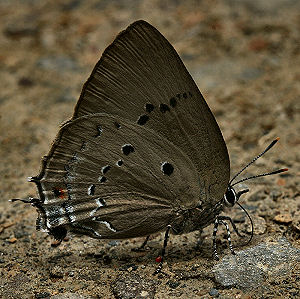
0,1,299,298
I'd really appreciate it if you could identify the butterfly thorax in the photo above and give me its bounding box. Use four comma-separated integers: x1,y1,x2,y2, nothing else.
170,200,224,235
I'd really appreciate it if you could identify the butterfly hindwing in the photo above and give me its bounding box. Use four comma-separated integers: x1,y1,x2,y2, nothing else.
35,113,200,238
73,20,230,205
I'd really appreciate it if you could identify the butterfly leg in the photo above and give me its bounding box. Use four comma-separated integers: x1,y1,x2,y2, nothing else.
212,216,237,260
132,235,150,252
217,215,243,237
212,218,221,260
140,235,150,249
154,225,171,275
219,219,235,256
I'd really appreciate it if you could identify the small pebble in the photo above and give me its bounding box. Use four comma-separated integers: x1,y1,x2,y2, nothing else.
51,239,62,247
140,290,149,297
8,237,17,243
292,214,300,232
167,280,180,289
18,77,34,87
246,216,266,235
269,189,282,200
209,288,219,297
108,240,119,247
274,214,292,224
50,265,64,278
35,292,50,299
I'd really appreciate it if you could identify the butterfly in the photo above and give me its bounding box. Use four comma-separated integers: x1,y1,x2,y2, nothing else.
13,20,287,274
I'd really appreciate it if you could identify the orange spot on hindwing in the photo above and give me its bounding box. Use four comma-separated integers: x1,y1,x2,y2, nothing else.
53,187,66,199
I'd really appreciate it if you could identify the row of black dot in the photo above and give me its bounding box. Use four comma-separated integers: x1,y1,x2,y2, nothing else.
78,119,175,198
93,144,134,189
86,128,136,195
137,91,193,126
55,126,136,198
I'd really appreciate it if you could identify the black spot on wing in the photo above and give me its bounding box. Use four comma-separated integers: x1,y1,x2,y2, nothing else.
161,162,174,176
114,122,121,129
137,115,149,125
102,165,111,174
99,176,107,183
95,125,102,137
88,184,95,195
80,141,87,151
145,103,154,113
116,160,123,166
170,97,177,107
160,104,170,113
98,198,107,206
122,144,134,155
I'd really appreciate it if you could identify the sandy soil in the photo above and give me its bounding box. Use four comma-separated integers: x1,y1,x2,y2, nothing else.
0,0,299,298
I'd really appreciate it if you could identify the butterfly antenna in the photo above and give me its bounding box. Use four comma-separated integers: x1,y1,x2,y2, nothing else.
230,137,281,185
236,202,254,246
231,168,288,186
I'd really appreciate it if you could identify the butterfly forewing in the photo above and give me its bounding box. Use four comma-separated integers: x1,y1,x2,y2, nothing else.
36,113,200,238
73,20,230,205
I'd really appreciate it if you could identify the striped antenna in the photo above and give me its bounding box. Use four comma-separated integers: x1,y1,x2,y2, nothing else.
230,137,281,185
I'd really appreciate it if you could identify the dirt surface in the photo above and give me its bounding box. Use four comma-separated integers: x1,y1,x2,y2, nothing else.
1,1,299,298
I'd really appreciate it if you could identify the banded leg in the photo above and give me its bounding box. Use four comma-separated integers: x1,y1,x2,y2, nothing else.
219,220,235,255
212,216,238,260
154,225,171,275
213,218,220,260
217,215,243,237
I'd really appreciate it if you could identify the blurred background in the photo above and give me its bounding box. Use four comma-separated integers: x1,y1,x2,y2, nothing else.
0,0,299,298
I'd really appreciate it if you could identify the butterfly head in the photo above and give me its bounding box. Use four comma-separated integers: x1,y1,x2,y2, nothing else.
223,186,249,207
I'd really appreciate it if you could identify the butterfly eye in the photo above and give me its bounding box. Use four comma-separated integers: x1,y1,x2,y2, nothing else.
224,187,237,207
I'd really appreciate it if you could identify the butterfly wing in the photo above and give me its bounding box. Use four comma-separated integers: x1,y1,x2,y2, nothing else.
73,20,230,206
33,113,200,239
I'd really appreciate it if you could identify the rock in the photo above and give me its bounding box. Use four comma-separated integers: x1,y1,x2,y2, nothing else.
8,237,17,243
212,238,300,290
111,273,156,299
269,188,282,200
245,215,266,235
50,265,64,278
291,211,300,232
209,288,219,297
273,214,293,224
14,226,30,238
18,77,34,88
35,292,50,299
108,240,120,247
166,280,180,289
3,22,38,38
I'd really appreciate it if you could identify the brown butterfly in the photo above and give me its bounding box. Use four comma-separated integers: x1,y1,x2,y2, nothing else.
13,20,287,274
